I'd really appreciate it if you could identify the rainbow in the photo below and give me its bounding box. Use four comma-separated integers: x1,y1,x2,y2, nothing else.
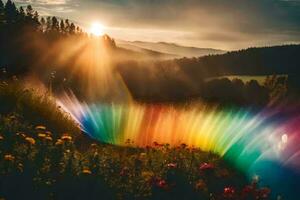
58,94,300,199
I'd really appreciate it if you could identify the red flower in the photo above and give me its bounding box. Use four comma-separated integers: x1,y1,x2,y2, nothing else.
242,185,254,194
151,177,168,190
223,186,235,198
158,179,167,188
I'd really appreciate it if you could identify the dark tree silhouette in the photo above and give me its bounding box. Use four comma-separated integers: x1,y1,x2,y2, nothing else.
60,19,65,34
51,16,59,32
26,5,33,18
4,0,17,22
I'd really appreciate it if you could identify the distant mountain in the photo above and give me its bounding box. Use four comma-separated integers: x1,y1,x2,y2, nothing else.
116,40,226,58
116,45,177,60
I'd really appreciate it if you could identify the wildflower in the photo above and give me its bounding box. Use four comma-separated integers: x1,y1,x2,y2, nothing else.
25,137,36,145
4,154,15,161
158,179,167,188
156,179,168,190
45,131,52,136
35,125,46,131
223,187,235,198
38,133,47,138
82,169,92,175
61,135,72,141
45,136,53,141
167,163,177,169
16,132,26,138
55,139,63,145
199,162,215,171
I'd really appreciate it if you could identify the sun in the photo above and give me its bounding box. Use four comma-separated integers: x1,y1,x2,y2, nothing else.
90,22,105,36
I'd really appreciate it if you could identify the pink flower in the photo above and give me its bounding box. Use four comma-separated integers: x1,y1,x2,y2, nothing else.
167,163,177,169
199,162,215,171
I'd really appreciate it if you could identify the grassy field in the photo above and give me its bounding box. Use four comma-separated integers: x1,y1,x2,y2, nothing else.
0,80,272,200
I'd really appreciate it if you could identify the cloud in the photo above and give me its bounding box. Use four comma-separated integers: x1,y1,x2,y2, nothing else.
13,0,300,49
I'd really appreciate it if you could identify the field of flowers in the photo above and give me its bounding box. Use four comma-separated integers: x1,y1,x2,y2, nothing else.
0,125,272,200
0,80,272,200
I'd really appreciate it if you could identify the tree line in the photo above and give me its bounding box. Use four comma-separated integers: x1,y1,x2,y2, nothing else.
0,0,84,35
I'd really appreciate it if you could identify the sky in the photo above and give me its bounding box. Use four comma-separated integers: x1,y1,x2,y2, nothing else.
13,0,300,50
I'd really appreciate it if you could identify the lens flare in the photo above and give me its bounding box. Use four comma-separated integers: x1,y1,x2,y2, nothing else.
58,94,300,199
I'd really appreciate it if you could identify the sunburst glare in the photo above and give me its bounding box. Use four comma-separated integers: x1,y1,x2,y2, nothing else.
90,22,105,36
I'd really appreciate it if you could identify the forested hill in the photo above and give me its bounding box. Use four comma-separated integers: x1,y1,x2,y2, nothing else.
175,44,300,79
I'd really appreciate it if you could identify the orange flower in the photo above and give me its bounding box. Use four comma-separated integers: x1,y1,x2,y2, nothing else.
35,125,46,131
61,135,72,141
45,136,53,141
55,139,63,145
82,169,92,174
25,137,36,145
38,133,46,138
4,154,15,161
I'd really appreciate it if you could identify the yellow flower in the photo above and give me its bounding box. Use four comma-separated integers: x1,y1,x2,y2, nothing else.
61,135,72,141
25,137,36,145
45,136,53,141
4,154,15,161
38,133,46,138
55,139,63,145
35,125,46,131
82,169,92,174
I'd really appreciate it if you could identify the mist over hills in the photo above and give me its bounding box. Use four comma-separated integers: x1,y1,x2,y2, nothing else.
116,40,226,58
117,44,300,104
